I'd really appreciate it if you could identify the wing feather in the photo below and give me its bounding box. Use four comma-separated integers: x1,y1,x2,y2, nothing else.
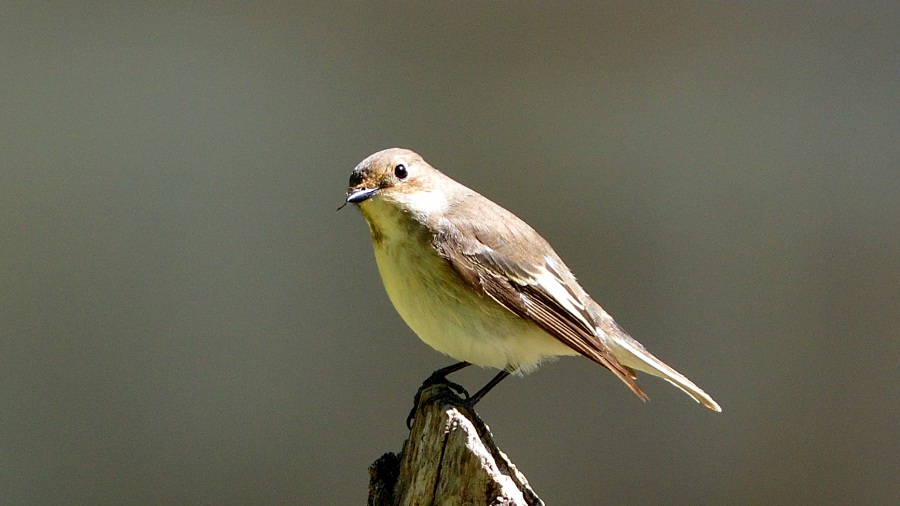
434,217,648,401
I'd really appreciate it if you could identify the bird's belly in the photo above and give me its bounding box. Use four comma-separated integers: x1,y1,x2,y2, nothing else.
372,240,576,372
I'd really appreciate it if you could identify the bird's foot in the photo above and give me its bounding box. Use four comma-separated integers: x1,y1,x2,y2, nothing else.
406,371,471,429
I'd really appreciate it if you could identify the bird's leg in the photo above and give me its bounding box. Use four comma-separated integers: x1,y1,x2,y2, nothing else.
424,361,472,387
407,361,472,428
463,370,511,407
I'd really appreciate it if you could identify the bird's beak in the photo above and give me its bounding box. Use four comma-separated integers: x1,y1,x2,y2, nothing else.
346,187,379,204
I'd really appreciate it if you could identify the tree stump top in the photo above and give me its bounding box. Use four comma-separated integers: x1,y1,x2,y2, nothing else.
369,383,544,506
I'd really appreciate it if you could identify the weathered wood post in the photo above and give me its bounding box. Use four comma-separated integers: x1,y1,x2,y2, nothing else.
368,383,544,506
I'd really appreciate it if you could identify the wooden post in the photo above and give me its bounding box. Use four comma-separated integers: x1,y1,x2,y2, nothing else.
368,383,544,506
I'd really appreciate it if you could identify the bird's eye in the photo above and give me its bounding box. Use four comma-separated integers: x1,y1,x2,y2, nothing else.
394,164,408,179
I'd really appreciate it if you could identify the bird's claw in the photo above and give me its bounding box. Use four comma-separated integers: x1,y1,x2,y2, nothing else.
406,374,471,429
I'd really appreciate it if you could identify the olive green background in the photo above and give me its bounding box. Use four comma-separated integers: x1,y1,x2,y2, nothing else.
2,3,898,505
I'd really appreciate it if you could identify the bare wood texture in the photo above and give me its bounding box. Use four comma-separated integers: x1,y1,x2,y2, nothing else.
368,383,544,506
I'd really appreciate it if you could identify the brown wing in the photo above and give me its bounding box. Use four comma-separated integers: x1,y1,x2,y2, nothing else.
433,216,648,402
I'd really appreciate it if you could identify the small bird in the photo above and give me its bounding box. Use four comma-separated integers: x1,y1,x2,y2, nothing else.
345,148,721,412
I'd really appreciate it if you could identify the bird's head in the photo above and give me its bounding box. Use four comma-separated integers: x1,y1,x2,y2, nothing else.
346,148,434,204
344,148,454,221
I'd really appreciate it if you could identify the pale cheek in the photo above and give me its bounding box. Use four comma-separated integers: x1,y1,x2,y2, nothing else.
388,190,448,217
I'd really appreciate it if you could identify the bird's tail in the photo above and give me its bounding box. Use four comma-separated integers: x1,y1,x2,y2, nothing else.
588,304,723,412
607,332,722,412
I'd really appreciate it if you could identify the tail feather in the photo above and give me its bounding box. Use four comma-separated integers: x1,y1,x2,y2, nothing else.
608,334,722,412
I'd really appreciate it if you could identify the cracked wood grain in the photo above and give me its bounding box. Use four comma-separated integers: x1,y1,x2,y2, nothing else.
368,383,544,506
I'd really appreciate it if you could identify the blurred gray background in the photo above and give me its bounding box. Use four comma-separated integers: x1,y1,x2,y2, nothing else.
2,2,898,505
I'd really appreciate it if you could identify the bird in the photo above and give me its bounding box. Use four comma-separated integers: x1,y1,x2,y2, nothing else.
344,148,721,412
